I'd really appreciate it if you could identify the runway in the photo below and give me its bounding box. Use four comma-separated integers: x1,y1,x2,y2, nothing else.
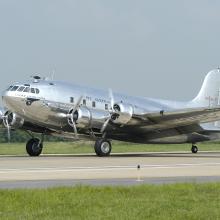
1,151,220,188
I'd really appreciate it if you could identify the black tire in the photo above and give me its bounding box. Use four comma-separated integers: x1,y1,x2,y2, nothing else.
191,145,198,154
26,138,43,157
94,139,112,157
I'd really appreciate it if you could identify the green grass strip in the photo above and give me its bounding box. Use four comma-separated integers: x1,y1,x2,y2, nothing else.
0,141,220,155
0,183,220,220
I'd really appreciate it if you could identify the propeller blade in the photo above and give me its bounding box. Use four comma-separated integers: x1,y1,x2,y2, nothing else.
4,116,11,142
69,111,78,138
72,120,78,139
7,125,11,142
100,89,115,134
68,95,84,139
109,89,115,111
73,95,84,112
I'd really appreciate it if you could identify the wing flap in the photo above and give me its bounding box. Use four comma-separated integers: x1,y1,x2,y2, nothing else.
132,107,220,131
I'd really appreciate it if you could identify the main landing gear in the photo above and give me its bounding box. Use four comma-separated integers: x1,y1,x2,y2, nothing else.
94,139,112,157
191,144,198,154
26,135,44,157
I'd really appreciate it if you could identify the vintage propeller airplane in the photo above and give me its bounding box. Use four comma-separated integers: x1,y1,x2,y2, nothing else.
1,69,220,157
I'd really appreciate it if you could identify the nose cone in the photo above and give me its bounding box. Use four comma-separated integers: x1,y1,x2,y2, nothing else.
2,90,9,106
2,90,15,111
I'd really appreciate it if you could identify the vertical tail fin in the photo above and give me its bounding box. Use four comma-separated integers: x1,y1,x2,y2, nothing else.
192,69,220,107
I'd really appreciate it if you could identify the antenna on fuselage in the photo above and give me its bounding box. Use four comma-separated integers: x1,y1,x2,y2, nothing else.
31,75,42,83
51,70,55,80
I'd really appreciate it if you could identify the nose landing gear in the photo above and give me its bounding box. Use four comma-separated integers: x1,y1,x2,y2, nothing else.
191,145,198,154
26,133,44,156
26,138,43,156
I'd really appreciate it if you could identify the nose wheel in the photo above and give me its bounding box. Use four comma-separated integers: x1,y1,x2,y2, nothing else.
191,145,198,154
26,138,43,156
94,139,112,157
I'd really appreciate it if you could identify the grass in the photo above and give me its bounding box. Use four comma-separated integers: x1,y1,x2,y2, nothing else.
0,183,220,220
0,141,220,155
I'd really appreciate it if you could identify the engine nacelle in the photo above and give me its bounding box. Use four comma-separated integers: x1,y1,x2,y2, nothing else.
112,103,133,125
4,111,24,129
69,107,110,130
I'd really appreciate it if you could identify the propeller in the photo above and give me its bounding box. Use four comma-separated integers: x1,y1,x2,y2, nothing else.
2,113,11,142
100,89,116,133
67,96,84,139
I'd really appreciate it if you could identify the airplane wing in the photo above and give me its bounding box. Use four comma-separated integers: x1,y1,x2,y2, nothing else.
128,107,220,131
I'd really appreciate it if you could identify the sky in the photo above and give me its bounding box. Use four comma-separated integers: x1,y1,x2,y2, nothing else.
0,0,220,101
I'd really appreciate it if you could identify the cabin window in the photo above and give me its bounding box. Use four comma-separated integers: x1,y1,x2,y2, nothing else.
83,99,86,105
31,88,35,93
105,104,108,110
92,101,96,108
70,97,74,103
18,86,25,92
23,87,30,93
35,89,40,94
11,86,19,91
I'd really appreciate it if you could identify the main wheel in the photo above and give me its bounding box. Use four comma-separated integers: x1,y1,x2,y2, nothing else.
191,145,198,154
26,138,43,156
94,139,112,157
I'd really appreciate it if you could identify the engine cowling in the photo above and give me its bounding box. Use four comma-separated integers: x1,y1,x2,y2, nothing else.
4,111,24,129
68,106,110,130
112,103,133,125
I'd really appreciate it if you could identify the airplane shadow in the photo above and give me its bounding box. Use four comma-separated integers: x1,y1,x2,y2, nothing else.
1,152,220,159
110,152,220,159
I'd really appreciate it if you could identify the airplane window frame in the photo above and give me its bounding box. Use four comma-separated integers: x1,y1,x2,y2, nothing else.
70,97,74,103
11,86,19,91
7,86,13,91
105,104,108,110
23,87,30,93
31,88,36,94
92,101,96,108
18,86,25,92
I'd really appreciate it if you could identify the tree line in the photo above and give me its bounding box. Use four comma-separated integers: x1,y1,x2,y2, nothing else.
0,127,64,143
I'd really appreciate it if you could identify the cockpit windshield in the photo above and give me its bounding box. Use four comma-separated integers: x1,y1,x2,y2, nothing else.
18,86,25,92
11,86,19,91
6,85,40,94
6,86,13,91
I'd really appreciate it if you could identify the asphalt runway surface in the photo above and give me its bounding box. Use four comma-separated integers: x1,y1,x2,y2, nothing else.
1,151,220,188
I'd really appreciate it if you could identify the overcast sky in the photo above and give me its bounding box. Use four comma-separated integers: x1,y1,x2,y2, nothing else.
0,0,220,101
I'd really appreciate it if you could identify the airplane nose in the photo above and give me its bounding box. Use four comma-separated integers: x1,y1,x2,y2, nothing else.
2,90,12,109
2,90,8,103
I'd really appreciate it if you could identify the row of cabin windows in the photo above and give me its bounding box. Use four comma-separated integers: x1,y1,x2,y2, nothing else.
7,85,40,94
70,97,108,110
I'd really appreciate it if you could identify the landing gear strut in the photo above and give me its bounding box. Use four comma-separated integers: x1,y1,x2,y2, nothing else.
94,139,112,157
191,145,198,154
26,138,43,157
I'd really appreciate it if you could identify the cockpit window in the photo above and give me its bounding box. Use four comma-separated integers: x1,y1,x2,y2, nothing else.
7,86,13,91
18,86,25,92
23,87,30,93
31,88,35,93
11,86,19,91
35,88,40,94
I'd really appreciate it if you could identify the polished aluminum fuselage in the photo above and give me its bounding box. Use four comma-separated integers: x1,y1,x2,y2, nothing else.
1,78,218,144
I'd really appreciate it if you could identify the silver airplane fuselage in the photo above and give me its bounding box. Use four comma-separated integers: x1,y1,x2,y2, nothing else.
2,70,220,148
